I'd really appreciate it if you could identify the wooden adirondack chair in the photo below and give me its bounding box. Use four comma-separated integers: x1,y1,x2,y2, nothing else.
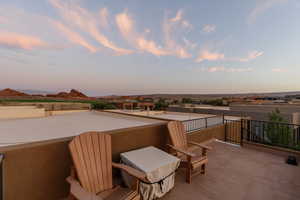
67,132,147,200
167,121,212,184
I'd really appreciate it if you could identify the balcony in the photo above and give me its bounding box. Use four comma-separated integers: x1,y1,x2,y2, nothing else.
0,111,299,200
162,141,300,200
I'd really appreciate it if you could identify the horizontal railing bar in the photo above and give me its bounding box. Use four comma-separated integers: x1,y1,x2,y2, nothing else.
247,119,300,127
182,115,223,122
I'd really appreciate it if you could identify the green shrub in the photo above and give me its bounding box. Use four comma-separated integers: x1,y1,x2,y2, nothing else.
154,98,169,110
91,102,116,110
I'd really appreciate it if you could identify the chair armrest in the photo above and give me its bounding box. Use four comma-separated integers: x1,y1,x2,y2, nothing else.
188,141,212,150
112,162,147,181
167,144,196,157
66,176,103,200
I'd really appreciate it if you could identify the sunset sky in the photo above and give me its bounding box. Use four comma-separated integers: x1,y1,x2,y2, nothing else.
0,0,300,96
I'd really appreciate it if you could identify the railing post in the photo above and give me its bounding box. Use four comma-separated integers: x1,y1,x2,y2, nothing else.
247,119,250,141
240,119,244,146
0,154,4,200
224,120,227,142
222,113,225,124
205,118,208,128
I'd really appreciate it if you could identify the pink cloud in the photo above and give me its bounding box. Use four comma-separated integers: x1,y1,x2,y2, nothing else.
183,38,197,49
272,68,287,72
136,38,169,56
162,10,192,58
234,50,264,62
115,11,169,56
99,8,109,29
0,31,49,50
202,24,216,33
51,20,97,53
195,50,225,63
49,0,132,55
200,66,253,73
115,12,134,39
170,10,183,22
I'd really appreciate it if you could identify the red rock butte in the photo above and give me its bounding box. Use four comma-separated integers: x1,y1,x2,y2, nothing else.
0,88,30,97
46,89,88,99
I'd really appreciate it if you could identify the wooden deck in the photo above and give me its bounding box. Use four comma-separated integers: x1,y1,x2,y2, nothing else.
162,141,300,200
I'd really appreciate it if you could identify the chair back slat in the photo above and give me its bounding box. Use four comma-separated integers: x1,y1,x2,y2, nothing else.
167,121,188,148
69,132,113,194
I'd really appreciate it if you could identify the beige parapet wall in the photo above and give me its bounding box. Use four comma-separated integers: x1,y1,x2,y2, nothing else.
46,110,90,116
0,106,90,119
0,102,91,111
0,106,46,119
0,123,224,200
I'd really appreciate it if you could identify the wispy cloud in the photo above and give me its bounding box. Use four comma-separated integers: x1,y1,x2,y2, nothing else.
181,20,193,30
163,10,192,58
183,37,197,49
202,24,216,33
0,31,49,50
247,0,287,24
115,11,134,39
170,10,183,22
51,20,97,53
49,0,132,55
115,11,169,56
195,50,224,63
272,68,287,72
99,8,109,29
232,50,264,62
195,49,263,63
200,66,253,73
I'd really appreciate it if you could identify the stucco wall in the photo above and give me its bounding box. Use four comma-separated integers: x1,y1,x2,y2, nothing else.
0,106,45,119
46,109,89,116
0,122,224,200
188,124,225,142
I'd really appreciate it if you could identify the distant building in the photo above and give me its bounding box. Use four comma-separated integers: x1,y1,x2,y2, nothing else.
168,103,300,123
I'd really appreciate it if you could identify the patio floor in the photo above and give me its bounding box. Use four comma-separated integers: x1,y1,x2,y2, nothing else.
162,141,300,200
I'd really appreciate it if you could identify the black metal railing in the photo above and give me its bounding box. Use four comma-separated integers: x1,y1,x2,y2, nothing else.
183,116,224,133
245,120,300,151
0,154,4,200
224,119,244,145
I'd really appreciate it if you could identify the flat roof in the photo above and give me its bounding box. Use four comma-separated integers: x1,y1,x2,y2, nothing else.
149,113,213,121
0,111,162,147
108,110,216,120
183,105,230,110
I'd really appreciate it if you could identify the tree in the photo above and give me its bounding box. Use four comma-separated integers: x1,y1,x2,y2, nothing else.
201,99,224,106
154,98,169,110
181,98,193,104
266,109,293,147
268,108,286,123
91,102,116,110
172,99,179,104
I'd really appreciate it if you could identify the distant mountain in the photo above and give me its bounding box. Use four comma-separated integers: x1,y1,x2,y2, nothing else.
0,88,92,100
46,89,89,99
0,88,30,97
17,89,53,95
145,91,300,99
100,91,300,99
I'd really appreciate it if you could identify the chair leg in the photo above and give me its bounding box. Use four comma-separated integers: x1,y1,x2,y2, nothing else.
68,193,77,200
186,160,192,184
201,164,206,174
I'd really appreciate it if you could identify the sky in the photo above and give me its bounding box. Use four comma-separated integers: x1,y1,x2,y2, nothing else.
0,0,300,96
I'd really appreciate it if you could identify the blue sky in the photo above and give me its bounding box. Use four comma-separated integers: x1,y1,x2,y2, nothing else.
0,0,299,96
